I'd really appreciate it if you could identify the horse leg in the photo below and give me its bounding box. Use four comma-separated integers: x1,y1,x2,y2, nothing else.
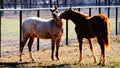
28,36,34,61
77,36,83,63
20,35,29,61
97,37,105,66
88,38,97,63
51,37,55,60
55,38,61,60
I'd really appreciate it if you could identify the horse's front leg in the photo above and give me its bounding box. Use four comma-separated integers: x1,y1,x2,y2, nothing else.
51,37,56,60
55,38,61,60
77,36,83,63
28,36,34,61
88,38,97,63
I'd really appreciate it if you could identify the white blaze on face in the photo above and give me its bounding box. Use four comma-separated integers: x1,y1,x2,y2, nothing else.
53,10,60,19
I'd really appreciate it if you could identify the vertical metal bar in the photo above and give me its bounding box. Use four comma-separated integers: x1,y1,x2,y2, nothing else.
78,8,80,11
116,7,118,35
37,10,40,51
89,8,91,16
66,20,68,45
99,8,101,14
108,0,110,18
96,0,98,6
0,11,1,57
98,0,100,6
0,0,4,16
108,7,110,18
20,11,22,52
98,0,101,14
115,0,117,5
50,0,52,7
57,0,59,7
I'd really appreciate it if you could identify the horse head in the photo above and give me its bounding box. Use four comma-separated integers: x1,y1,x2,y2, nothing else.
60,8,75,20
50,7,61,19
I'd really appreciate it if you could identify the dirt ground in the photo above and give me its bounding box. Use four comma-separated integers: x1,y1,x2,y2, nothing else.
0,9,120,67
0,35,120,67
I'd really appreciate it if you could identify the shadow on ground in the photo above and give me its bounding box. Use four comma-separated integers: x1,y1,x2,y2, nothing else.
0,61,120,68
0,62,71,68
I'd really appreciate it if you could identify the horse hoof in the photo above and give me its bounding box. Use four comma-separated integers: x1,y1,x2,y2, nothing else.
32,59,34,61
102,64,105,66
78,60,82,64
57,58,59,60
19,59,22,61
97,62,105,66
97,63,101,66
94,61,97,63
51,58,54,61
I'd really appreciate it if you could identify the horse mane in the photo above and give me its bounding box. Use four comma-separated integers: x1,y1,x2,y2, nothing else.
71,9,89,18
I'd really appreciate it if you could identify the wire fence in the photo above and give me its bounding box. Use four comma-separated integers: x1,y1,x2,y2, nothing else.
0,6,120,57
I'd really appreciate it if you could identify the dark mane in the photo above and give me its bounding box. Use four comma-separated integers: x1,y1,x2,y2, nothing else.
73,9,89,18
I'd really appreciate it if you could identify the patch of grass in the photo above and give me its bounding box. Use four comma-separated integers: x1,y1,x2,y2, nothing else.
1,18,119,40
1,18,19,40
1,18,120,68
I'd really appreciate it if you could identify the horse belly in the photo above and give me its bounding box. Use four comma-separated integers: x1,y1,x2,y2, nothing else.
37,34,51,39
34,28,51,39
75,26,95,38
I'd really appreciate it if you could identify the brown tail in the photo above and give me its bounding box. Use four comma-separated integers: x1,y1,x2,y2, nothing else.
103,19,111,50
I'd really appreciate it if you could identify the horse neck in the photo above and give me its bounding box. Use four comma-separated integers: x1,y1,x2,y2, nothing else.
70,12,89,25
53,18,63,28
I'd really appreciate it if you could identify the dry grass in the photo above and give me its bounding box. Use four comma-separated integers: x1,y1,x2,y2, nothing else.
0,35,120,68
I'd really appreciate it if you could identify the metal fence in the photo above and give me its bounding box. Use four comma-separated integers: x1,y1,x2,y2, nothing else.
0,6,120,57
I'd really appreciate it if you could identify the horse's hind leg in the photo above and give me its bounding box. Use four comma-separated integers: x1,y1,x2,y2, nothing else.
20,35,29,61
28,36,34,61
97,37,105,66
88,38,97,63
55,38,61,60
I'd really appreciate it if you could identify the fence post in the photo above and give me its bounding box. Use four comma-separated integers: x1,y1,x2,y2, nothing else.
99,8,101,14
116,7,118,35
0,11,1,57
78,8,80,11
89,8,91,16
66,20,68,45
98,0,101,14
108,7,110,18
37,10,40,51
19,11,22,52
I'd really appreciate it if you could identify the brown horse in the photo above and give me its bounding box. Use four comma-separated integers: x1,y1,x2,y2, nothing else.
20,7,63,61
60,8,111,66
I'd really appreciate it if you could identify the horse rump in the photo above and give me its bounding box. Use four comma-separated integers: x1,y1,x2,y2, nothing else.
91,14,111,50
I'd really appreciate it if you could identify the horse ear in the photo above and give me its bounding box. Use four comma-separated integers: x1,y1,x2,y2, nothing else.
69,8,72,10
54,6,57,9
50,9,53,12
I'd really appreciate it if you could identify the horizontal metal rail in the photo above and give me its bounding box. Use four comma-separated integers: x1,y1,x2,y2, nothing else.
0,6,120,11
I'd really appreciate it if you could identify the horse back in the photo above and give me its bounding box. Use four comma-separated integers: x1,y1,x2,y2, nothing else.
22,17,53,38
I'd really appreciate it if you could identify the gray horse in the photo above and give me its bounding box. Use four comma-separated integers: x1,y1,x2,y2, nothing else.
20,7,63,61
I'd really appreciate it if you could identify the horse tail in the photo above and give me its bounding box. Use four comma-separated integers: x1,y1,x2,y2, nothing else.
103,18,111,50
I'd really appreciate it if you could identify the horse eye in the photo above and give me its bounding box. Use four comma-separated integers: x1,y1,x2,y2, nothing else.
56,11,58,13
